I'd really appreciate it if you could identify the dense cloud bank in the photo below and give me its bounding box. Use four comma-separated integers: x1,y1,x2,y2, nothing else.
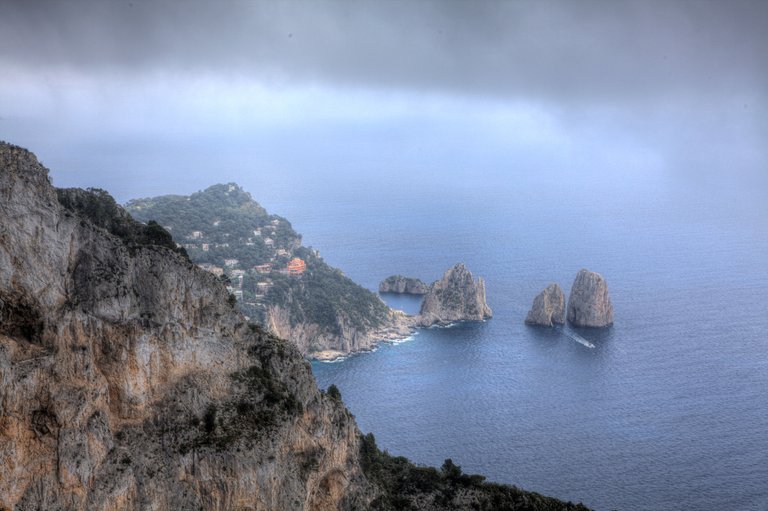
0,0,765,199
1,0,766,99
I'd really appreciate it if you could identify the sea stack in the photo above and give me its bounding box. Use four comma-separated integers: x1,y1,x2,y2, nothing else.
378,275,429,294
418,263,493,326
567,269,614,327
525,283,566,326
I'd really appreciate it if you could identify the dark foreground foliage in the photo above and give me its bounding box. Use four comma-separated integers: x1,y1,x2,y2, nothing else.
57,187,188,259
360,433,592,511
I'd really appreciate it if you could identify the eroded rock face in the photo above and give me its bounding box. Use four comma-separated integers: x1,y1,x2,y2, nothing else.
567,269,614,327
0,142,369,511
264,304,415,361
378,275,429,295
525,283,565,326
418,263,493,326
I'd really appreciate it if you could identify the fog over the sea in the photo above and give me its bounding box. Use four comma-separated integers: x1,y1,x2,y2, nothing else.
0,0,765,209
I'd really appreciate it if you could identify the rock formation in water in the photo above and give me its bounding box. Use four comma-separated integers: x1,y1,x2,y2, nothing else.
567,269,614,327
525,283,566,326
0,142,590,511
378,275,429,294
418,263,493,326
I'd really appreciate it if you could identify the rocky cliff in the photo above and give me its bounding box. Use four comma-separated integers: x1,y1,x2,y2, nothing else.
0,142,371,510
418,264,492,327
0,142,590,511
525,283,566,327
566,269,614,328
378,275,429,295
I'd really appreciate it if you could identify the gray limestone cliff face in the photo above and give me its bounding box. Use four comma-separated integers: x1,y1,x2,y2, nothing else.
418,263,492,326
567,269,614,327
525,283,566,326
0,143,369,511
378,275,429,295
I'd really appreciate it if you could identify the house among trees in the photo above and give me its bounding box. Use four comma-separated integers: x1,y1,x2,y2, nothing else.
224,258,239,267
254,263,272,274
190,230,203,239
287,258,307,276
197,263,224,276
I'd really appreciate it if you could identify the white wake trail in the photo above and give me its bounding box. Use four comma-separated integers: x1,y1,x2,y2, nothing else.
555,326,596,349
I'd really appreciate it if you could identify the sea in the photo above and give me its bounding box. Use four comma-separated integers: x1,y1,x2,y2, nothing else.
235,165,768,511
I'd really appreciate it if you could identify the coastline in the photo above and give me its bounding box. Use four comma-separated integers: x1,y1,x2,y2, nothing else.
310,312,419,362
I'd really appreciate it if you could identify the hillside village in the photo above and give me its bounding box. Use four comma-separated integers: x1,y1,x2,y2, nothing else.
128,184,316,322
186,220,308,305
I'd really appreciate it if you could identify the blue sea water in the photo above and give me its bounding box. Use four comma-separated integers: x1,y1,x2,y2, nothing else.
244,167,768,511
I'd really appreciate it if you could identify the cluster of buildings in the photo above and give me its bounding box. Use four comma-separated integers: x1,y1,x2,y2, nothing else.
185,218,308,305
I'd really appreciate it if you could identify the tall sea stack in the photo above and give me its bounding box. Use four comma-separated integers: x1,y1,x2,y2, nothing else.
418,263,493,326
567,269,614,327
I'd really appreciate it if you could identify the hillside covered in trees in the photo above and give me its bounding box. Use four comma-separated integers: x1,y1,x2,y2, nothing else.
126,184,396,357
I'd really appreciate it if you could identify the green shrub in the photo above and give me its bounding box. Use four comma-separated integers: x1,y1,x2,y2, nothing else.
203,404,217,433
327,384,342,401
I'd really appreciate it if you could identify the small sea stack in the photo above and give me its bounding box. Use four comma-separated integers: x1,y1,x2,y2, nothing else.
567,269,614,327
525,283,566,326
378,275,429,294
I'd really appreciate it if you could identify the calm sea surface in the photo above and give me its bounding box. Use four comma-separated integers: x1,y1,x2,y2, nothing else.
242,168,768,511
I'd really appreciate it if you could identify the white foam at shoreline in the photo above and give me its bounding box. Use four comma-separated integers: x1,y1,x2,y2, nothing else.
388,333,417,345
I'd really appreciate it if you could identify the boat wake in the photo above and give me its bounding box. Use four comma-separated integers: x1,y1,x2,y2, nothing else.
555,326,596,349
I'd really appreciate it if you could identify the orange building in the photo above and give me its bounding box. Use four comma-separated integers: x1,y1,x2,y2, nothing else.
287,258,306,276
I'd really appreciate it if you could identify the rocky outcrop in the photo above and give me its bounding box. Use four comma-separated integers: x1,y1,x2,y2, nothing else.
418,263,492,326
378,275,429,295
265,304,416,361
567,269,614,327
525,283,566,326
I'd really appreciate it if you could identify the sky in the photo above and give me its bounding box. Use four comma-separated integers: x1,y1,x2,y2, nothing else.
0,0,766,205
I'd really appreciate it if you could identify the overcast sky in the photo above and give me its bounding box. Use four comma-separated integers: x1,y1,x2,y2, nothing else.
0,0,766,203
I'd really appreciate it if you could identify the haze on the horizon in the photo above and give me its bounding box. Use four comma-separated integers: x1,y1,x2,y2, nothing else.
0,0,765,210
